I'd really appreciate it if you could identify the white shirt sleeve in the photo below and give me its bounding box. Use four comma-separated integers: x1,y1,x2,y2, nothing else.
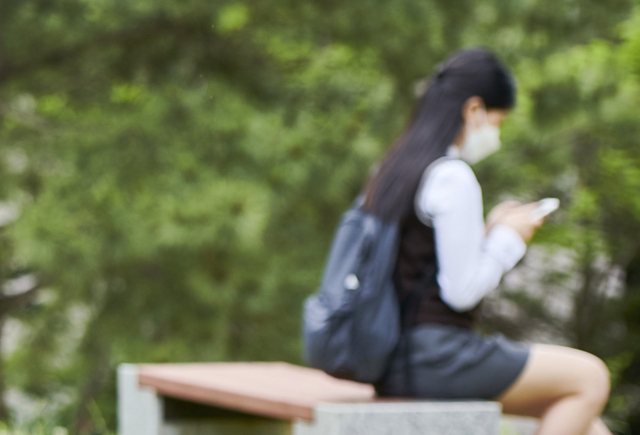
414,159,527,312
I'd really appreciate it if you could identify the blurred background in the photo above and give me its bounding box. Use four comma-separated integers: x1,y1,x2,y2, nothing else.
1,0,640,433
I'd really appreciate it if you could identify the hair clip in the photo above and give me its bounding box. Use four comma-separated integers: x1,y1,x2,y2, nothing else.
413,78,429,98
434,62,447,80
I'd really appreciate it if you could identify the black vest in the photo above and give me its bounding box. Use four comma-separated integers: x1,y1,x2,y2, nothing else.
392,208,483,329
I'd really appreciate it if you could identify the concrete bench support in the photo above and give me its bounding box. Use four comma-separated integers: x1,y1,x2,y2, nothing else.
119,365,290,435
294,402,501,435
117,363,516,435
118,364,163,435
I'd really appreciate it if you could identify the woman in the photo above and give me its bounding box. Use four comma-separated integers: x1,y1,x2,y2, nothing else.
364,48,612,435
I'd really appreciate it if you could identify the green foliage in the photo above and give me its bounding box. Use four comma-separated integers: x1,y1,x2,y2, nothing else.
2,0,640,433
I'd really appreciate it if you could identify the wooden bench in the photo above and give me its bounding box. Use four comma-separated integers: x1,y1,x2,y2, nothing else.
118,362,535,435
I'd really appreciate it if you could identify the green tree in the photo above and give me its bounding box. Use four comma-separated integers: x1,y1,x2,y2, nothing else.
1,0,640,432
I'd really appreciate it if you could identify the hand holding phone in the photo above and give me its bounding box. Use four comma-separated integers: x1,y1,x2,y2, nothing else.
529,198,560,222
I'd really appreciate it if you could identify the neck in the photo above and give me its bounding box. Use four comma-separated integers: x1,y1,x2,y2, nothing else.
453,128,465,150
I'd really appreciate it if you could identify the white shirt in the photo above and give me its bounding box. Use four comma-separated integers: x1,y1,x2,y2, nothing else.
414,146,526,312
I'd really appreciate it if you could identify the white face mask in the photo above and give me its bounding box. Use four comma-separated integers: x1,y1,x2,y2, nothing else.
460,109,501,165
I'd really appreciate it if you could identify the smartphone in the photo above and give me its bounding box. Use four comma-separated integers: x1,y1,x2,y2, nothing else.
529,198,560,221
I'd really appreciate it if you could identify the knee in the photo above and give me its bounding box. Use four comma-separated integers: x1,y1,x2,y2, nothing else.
580,356,611,409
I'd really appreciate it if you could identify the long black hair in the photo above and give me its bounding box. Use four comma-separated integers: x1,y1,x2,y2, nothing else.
363,48,516,222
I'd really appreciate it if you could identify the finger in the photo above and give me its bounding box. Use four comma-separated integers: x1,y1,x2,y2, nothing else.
522,200,542,207
537,215,547,225
509,204,539,220
530,215,546,227
491,201,522,220
499,200,522,209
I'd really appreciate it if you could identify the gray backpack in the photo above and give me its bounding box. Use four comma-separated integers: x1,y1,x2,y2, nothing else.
302,158,450,384
302,193,402,383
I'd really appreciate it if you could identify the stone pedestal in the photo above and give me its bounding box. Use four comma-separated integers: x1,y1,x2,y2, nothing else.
294,401,501,435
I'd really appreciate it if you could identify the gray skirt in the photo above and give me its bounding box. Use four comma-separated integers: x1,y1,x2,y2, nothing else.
374,323,531,400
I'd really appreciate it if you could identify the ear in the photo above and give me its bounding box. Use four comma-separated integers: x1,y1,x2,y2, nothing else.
461,96,485,129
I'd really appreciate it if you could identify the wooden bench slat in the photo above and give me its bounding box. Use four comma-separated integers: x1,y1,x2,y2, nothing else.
138,362,375,421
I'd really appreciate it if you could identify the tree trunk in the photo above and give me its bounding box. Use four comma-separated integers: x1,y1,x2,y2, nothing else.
0,282,40,422
572,236,607,351
72,353,111,435
0,316,9,421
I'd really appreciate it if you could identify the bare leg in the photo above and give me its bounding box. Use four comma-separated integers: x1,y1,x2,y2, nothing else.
587,418,613,435
494,343,611,435
503,415,613,435
536,394,608,435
